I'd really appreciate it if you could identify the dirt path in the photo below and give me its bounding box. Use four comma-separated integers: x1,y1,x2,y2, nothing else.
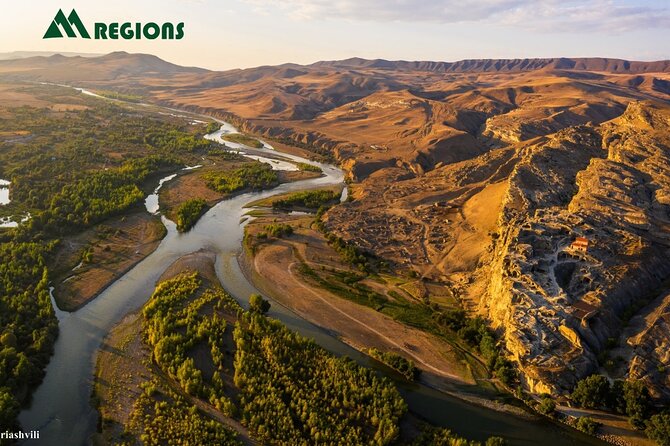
287,261,455,378
251,243,473,383
557,405,655,446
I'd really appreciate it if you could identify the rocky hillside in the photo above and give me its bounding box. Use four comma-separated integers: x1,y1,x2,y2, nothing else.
479,102,670,395
325,101,670,398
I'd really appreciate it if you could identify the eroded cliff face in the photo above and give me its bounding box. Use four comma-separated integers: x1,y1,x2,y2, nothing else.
480,102,670,395
626,291,670,400
305,98,670,399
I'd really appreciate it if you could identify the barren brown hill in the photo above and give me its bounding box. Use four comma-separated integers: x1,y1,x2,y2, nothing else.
0,51,206,81
3,52,670,400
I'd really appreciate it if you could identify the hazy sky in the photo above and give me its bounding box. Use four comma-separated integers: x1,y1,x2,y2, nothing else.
1,0,668,70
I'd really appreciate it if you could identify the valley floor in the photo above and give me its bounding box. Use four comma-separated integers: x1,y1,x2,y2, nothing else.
51,211,166,311
240,211,542,417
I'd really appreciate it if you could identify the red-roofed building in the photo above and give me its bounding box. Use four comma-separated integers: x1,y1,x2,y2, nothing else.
571,237,589,253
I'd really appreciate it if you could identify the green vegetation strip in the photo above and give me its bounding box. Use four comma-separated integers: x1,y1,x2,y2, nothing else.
204,163,278,194
0,242,57,430
296,162,322,173
272,189,338,210
221,133,264,149
95,90,144,103
367,348,420,381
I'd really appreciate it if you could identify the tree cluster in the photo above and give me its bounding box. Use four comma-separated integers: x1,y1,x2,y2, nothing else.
272,190,337,210
410,425,506,446
140,272,414,445
570,375,651,429
434,310,515,386
125,378,242,446
142,272,241,410
367,348,420,381
176,198,208,232
233,312,407,445
0,242,58,430
204,163,278,194
260,223,293,239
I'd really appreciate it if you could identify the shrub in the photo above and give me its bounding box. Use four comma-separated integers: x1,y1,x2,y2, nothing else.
538,397,556,415
575,417,600,435
264,223,293,238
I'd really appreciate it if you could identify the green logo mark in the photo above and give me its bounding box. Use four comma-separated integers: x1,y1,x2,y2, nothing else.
43,9,184,40
44,9,91,39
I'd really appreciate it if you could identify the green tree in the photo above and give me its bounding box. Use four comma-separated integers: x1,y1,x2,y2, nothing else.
646,413,670,446
623,380,650,429
538,397,556,415
576,417,600,435
609,379,626,413
571,375,611,409
249,294,270,314
0,332,17,348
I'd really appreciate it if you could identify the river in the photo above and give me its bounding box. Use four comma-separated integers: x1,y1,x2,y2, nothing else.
0,179,9,205
0,179,14,228
0,178,31,228
18,94,603,445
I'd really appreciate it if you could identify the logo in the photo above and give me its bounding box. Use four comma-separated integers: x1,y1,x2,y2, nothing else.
44,9,90,39
43,9,184,40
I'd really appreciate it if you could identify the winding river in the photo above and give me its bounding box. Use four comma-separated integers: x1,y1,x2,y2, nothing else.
18,95,603,445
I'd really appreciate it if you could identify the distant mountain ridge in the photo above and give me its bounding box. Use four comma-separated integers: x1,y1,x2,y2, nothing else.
1,52,669,76
310,57,670,73
0,51,103,60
